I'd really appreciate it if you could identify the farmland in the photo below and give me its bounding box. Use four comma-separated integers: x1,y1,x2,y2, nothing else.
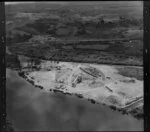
6,2,143,66
6,1,143,123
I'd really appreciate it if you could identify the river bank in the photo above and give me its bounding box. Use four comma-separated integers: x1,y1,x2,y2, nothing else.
6,68,143,131
15,54,143,120
6,46,143,120
18,69,143,119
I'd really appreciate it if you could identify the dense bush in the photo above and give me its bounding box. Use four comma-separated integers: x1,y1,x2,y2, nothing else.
6,53,21,69
117,67,143,80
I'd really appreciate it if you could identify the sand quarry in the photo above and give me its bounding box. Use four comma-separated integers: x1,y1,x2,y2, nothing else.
18,57,143,111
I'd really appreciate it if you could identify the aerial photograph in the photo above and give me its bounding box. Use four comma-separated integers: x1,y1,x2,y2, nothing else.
5,1,143,131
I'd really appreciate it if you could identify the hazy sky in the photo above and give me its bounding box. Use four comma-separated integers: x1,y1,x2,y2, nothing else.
5,2,35,5
5,2,69,5
5,1,143,5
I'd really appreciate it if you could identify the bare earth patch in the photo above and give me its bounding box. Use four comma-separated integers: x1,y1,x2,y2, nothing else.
18,58,143,119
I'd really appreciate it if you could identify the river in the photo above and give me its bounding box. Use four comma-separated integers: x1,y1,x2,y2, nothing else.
6,68,143,131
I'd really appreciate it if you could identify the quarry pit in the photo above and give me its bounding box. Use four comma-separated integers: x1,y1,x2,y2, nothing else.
18,56,143,119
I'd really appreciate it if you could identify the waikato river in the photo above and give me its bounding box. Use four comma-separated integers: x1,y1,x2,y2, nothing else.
6,68,143,131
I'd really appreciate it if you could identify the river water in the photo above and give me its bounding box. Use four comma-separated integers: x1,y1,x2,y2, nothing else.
6,68,143,131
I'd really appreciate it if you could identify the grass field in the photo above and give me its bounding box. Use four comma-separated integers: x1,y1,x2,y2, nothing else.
6,1,143,66
117,67,143,80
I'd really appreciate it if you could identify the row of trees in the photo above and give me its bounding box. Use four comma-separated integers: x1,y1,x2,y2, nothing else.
7,31,32,44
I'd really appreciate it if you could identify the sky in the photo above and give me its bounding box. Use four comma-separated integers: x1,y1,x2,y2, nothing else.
5,2,69,5
5,1,143,5
5,2,36,5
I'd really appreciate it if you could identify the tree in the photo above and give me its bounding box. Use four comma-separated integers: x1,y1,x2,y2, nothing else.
100,18,105,24
27,49,35,70
76,23,86,35
96,17,105,28
119,16,125,20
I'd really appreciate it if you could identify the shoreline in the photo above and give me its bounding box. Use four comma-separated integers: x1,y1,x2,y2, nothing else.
17,69,143,120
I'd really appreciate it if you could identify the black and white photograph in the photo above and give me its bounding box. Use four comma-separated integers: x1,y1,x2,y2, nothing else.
3,1,145,131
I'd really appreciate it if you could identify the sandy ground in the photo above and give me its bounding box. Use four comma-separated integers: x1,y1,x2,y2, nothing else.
20,60,143,109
